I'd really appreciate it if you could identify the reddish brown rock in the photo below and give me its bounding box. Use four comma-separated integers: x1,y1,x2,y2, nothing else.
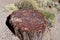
9,9,47,40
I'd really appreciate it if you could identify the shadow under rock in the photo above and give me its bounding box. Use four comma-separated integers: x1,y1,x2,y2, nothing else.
5,15,15,34
5,15,24,40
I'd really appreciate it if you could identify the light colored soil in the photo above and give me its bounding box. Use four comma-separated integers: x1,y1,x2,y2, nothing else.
0,0,20,40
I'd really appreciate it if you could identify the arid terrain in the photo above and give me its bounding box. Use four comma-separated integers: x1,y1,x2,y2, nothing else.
0,0,60,40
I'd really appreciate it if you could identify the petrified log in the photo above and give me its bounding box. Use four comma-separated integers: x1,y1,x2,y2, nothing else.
9,9,47,40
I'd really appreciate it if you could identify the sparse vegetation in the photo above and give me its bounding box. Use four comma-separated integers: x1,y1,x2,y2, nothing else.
5,0,59,27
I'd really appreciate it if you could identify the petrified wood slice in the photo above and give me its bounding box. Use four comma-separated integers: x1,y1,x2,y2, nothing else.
9,9,47,40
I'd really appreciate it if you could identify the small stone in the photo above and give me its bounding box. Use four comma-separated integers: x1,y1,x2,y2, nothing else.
24,27,28,30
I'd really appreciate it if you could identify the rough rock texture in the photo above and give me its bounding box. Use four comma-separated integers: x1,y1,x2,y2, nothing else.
10,9,47,32
9,9,47,40
0,0,60,40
